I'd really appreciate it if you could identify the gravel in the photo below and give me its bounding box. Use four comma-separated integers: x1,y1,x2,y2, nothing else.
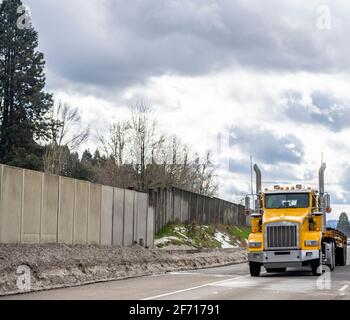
0,244,247,296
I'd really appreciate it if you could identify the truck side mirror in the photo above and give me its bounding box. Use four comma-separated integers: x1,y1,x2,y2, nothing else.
244,196,251,216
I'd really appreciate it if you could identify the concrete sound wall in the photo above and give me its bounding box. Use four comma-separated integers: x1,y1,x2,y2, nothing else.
150,187,246,233
0,164,154,247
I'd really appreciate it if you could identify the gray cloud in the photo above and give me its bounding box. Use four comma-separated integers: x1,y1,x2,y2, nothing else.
341,166,350,192
282,90,350,132
228,159,250,175
19,0,350,93
229,127,304,165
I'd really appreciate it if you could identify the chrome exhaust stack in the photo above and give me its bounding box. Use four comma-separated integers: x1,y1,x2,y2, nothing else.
254,164,262,211
319,163,326,196
318,162,328,231
254,164,262,195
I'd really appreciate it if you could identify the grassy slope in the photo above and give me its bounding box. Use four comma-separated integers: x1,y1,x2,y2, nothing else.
155,223,250,249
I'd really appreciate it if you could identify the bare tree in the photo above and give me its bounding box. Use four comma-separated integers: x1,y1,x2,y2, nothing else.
99,121,130,166
128,102,166,190
193,152,218,197
43,101,90,175
95,102,218,195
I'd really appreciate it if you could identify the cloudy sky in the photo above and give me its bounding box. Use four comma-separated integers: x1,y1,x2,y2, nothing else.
18,0,350,218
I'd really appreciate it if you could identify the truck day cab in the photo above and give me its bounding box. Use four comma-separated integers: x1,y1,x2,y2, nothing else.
246,163,347,277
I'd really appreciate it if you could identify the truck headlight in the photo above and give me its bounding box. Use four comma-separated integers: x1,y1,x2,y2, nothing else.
305,240,319,247
249,242,262,248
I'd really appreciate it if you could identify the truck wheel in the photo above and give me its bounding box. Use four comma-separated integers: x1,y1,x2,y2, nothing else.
249,262,261,277
330,243,335,271
335,247,341,266
343,246,347,266
266,268,286,273
337,247,346,266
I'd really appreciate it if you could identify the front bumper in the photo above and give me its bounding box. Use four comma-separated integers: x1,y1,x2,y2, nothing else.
248,250,320,268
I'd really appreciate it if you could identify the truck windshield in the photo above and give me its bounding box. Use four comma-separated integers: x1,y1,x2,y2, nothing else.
265,193,309,209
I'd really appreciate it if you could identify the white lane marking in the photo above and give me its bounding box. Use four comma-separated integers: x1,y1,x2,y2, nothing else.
169,272,201,275
339,285,349,292
169,272,235,278
142,275,250,300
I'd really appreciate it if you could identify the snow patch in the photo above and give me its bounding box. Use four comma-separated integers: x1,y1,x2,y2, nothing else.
154,236,180,246
214,231,238,249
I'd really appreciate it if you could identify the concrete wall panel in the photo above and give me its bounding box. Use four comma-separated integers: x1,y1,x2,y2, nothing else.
123,190,134,246
174,190,181,222
101,186,113,246
22,170,42,244
88,183,101,245
74,181,89,244
146,206,154,248
181,192,189,222
41,174,59,243
0,166,22,243
136,192,148,245
58,177,75,244
112,188,124,246
166,189,172,224
133,192,138,243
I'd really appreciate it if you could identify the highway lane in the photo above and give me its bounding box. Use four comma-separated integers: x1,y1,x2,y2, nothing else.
2,248,350,300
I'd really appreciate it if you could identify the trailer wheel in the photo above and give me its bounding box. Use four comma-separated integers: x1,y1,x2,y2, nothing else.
336,247,347,266
249,262,261,277
328,242,335,271
335,247,343,266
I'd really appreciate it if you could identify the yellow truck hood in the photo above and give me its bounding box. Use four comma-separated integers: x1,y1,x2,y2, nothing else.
263,208,310,225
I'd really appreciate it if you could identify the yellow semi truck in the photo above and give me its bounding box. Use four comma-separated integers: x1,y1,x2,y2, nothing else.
246,163,347,277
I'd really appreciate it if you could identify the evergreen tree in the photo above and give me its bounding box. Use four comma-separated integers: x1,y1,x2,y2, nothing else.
336,212,350,236
0,0,53,169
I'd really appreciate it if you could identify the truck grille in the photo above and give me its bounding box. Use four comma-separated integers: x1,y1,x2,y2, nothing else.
265,223,298,250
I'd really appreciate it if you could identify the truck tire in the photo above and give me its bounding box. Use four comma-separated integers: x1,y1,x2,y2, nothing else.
311,251,323,276
331,243,336,271
336,247,343,266
249,262,261,277
266,268,286,273
336,247,347,266
326,242,335,271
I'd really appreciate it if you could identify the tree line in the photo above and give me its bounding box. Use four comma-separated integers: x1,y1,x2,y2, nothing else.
0,0,218,196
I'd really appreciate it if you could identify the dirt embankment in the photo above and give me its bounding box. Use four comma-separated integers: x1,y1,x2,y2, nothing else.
0,244,247,296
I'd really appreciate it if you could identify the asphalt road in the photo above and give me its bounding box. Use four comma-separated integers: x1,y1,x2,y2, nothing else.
2,248,350,300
